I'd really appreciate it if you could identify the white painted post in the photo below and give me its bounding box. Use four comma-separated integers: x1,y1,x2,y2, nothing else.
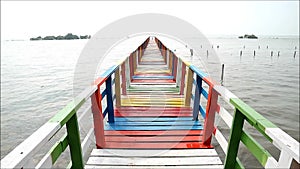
125,58,131,89
176,59,182,87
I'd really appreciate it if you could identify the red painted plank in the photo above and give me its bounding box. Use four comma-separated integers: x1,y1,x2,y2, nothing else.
132,79,175,83
105,136,202,142
104,142,212,149
105,130,203,136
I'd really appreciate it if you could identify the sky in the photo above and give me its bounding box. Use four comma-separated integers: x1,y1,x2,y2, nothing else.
1,1,299,40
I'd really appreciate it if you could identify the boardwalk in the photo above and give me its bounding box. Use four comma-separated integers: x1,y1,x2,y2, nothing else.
2,36,298,169
85,38,223,168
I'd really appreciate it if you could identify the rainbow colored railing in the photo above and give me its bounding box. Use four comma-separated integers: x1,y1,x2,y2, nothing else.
1,36,299,169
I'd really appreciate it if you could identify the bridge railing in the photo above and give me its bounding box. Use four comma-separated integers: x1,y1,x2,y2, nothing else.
0,64,119,168
0,36,151,169
155,37,299,168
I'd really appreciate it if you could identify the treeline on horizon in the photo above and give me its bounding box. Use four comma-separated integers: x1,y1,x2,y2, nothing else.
30,33,91,40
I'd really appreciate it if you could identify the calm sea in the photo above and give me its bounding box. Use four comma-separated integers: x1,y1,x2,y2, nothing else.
1,36,299,167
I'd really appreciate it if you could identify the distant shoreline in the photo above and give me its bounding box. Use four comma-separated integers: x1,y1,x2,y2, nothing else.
30,33,91,41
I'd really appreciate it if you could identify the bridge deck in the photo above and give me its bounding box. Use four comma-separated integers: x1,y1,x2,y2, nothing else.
86,38,223,168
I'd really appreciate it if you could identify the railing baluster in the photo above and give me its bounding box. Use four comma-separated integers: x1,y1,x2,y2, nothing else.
106,75,115,123
224,109,245,169
184,68,193,107
91,91,105,148
66,113,83,169
115,67,121,107
203,87,218,145
180,63,186,95
121,62,126,95
192,75,202,120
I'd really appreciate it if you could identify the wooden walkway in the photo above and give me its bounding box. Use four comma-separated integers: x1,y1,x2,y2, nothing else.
86,38,223,168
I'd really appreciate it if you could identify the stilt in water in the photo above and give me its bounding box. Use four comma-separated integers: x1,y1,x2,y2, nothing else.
271,51,273,57
277,51,280,57
240,50,243,56
206,50,209,58
267,45,269,49
221,64,225,86
294,51,297,58
190,49,193,56
258,45,260,49
253,50,256,57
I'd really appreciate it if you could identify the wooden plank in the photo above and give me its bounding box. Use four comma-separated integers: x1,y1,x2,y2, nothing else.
180,63,186,95
132,79,175,83
114,112,192,117
115,108,190,113
104,130,203,136
184,68,193,106
265,128,300,163
87,156,221,165
91,148,217,157
121,62,126,95
132,75,174,79
104,124,203,130
85,165,223,169
114,117,195,122
203,87,218,146
108,121,201,126
116,107,192,111
114,67,121,107
0,122,60,168
105,135,201,142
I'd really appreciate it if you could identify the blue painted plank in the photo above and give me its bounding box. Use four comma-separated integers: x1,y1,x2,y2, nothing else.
199,105,206,119
114,117,193,122
110,121,202,126
100,65,119,78
101,89,107,99
190,65,208,78
201,89,208,99
104,125,203,130
103,108,108,118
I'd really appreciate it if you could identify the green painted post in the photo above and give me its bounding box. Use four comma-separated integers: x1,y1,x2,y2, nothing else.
224,109,245,169
66,114,83,169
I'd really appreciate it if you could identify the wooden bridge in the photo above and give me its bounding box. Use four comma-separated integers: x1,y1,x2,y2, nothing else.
1,36,299,169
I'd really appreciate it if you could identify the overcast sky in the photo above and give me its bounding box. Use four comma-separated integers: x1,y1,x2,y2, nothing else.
1,1,299,40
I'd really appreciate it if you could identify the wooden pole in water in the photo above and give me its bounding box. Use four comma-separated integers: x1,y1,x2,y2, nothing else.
221,64,225,86
294,51,297,58
277,51,280,57
240,50,242,56
206,50,209,57
190,49,193,56
253,50,256,56
271,51,273,57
